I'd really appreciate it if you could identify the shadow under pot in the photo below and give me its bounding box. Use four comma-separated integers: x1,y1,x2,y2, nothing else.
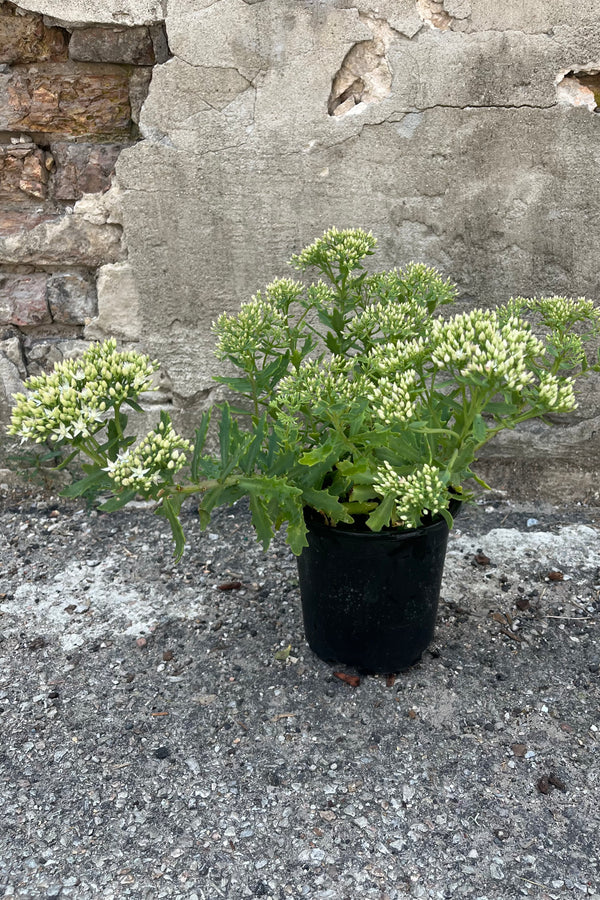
296,506,455,674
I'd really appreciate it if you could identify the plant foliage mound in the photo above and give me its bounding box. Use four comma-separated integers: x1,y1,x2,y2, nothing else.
9,228,600,558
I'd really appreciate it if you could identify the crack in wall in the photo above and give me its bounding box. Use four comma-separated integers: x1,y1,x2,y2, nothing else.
328,0,474,118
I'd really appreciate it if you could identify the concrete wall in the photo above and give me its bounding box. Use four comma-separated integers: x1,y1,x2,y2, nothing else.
2,0,600,500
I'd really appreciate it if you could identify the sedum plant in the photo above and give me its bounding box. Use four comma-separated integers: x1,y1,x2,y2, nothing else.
8,228,600,559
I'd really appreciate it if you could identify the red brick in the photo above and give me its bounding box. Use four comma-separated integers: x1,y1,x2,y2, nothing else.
47,272,96,324
69,25,156,66
0,4,68,65
0,208,57,236
0,62,132,136
0,143,51,201
51,142,125,200
0,273,50,327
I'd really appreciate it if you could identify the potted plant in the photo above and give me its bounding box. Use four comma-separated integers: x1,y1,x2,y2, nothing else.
8,228,600,672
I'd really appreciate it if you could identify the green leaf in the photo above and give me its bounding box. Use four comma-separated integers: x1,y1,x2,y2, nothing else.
248,491,274,550
238,474,307,554
268,447,301,478
239,414,266,474
61,469,111,498
198,482,245,523
212,374,254,393
438,507,454,530
324,331,342,354
325,468,351,499
343,500,378,514
302,487,353,523
336,458,372,482
198,505,211,530
330,308,346,334
191,410,211,481
483,400,520,417
219,402,231,468
256,354,290,391
274,644,291,661
95,432,135,458
349,484,378,503
315,307,335,330
158,496,186,562
299,434,345,467
377,434,425,465
347,400,369,436
473,414,487,443
471,472,493,490
98,489,138,512
125,397,143,413
286,508,309,556
448,443,477,478
366,493,396,532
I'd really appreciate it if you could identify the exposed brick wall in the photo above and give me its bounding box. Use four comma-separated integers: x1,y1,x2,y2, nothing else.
0,1,168,407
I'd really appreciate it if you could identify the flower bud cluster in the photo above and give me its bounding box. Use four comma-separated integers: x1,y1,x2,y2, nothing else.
549,332,586,368
306,281,336,312
368,337,431,375
290,227,376,273
8,339,158,444
276,358,362,411
374,461,448,527
213,297,288,360
264,278,304,312
534,296,600,330
104,419,191,492
367,371,417,425
369,263,457,309
431,310,545,390
348,299,427,344
537,373,577,412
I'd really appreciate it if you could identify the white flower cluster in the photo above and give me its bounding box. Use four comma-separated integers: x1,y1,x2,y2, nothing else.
367,371,417,425
213,297,288,360
348,299,427,343
104,419,191,492
368,336,431,375
306,281,337,311
263,278,304,312
431,310,545,390
8,339,158,444
276,357,362,411
537,373,577,412
535,296,600,330
374,461,448,527
290,227,376,272
369,263,457,309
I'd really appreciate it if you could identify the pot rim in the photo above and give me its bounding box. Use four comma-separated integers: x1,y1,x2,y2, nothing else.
303,503,459,541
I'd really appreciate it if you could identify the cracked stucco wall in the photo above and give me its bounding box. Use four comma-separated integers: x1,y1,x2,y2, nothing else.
3,0,600,500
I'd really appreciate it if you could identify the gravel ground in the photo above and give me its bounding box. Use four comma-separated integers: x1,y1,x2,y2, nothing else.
0,486,599,900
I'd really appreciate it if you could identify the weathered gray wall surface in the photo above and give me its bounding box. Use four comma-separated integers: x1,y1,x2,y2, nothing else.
2,0,600,499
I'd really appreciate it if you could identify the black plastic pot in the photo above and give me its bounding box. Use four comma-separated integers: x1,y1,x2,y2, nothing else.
297,508,453,674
